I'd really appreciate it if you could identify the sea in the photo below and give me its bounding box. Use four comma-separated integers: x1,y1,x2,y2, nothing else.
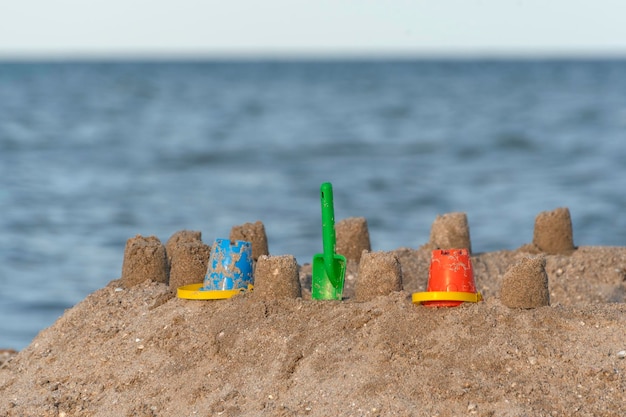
1,59,625,350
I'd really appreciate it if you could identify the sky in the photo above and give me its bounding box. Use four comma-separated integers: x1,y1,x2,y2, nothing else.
1,0,625,59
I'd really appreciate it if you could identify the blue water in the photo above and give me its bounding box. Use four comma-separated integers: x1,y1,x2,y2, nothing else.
1,60,625,349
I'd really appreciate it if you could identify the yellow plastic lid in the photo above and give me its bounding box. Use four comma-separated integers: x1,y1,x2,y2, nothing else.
412,291,482,305
177,283,253,300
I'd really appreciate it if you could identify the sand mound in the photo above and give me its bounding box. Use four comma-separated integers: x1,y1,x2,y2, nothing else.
2,244,626,416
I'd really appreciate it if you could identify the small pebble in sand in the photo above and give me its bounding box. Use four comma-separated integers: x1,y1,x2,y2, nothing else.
0,349,18,368
617,350,626,359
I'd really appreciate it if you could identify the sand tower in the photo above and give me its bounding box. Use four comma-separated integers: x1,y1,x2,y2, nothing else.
165,230,202,265
336,217,371,263
532,207,575,254
253,255,301,300
121,235,168,287
230,221,269,261
168,240,212,291
429,212,472,253
354,251,403,301
500,257,550,308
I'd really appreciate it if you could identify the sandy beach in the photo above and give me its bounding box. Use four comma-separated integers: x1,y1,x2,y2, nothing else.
1,211,625,416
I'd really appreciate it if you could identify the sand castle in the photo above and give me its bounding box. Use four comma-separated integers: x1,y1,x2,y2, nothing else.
6,205,626,417
118,207,576,308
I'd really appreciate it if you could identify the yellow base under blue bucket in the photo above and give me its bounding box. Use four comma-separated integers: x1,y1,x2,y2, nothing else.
177,283,253,300
177,238,254,300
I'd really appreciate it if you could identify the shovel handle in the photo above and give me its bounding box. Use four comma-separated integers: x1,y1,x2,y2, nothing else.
320,182,338,279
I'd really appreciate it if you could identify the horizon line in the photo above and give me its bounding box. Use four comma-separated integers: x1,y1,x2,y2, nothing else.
2,48,626,62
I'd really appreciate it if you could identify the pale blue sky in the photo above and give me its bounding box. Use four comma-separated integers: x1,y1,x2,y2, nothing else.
1,0,625,58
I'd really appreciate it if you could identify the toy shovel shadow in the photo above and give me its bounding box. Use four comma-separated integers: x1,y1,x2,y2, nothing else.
312,182,346,300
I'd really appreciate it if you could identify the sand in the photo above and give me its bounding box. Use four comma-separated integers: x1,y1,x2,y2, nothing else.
336,217,372,263
254,255,302,300
230,221,270,262
2,214,626,416
427,212,472,254
532,208,575,255
500,257,550,308
355,251,402,301
121,235,168,287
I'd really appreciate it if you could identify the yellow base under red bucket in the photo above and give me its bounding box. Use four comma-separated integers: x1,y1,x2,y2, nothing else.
412,248,482,307
412,290,482,305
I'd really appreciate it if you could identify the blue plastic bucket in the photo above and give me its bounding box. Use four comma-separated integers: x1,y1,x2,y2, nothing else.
203,239,253,291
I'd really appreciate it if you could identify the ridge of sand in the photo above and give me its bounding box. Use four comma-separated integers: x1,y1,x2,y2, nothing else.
1,246,625,416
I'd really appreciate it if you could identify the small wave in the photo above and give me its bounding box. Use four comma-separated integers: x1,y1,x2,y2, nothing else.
493,132,536,151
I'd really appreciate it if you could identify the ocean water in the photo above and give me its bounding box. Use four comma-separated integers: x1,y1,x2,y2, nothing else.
1,60,625,350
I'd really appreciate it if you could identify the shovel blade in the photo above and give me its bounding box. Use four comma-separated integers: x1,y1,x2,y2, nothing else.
311,253,346,300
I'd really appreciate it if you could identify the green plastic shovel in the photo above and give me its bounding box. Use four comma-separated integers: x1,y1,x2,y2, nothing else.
312,182,346,300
